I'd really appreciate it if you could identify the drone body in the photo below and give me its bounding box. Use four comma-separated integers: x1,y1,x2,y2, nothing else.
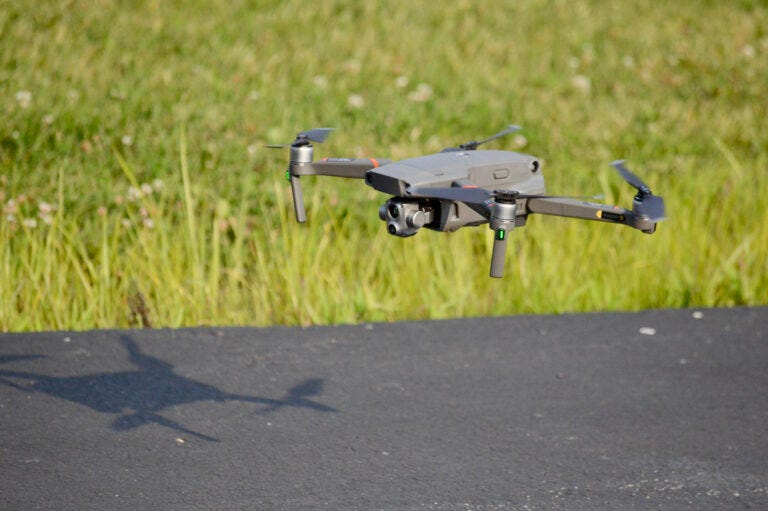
269,126,665,277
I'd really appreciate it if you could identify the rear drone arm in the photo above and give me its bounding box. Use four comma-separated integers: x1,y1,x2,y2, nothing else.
524,197,658,233
407,160,665,278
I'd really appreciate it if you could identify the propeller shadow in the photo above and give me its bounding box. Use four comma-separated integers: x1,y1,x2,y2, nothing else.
0,335,336,442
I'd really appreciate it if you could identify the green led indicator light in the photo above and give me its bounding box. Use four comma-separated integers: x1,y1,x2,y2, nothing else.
285,170,291,182
496,229,506,240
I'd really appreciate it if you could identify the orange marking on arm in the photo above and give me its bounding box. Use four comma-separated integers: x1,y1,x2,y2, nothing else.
369,158,380,168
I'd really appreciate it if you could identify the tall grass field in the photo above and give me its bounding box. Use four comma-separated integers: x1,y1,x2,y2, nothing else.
2,0,767,331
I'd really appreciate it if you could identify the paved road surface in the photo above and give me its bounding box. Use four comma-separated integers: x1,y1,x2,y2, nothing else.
1,308,767,510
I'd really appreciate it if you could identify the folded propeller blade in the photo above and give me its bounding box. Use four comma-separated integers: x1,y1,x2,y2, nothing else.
298,127,334,144
610,160,666,221
611,159,651,194
266,127,334,149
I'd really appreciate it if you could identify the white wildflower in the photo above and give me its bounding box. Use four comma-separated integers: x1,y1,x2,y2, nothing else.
343,60,361,74
3,198,18,215
16,90,32,109
512,134,528,149
313,75,329,89
571,75,591,93
740,44,755,58
347,94,365,108
142,218,155,229
247,144,258,156
43,114,55,126
140,182,153,196
408,83,433,102
152,179,164,192
38,201,55,224
395,76,409,89
127,186,142,201
121,135,133,147
38,201,54,214
22,217,38,228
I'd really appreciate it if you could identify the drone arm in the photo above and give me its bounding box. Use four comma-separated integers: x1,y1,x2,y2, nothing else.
524,197,656,232
286,157,391,223
289,175,307,222
295,158,392,179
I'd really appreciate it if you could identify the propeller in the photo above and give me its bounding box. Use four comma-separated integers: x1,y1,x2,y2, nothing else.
265,127,334,148
611,160,666,221
267,128,334,222
442,125,522,152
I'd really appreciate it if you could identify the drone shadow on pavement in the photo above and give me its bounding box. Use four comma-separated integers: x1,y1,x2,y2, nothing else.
0,335,336,442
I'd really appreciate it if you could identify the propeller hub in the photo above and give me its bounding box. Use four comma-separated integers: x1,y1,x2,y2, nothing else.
493,190,520,203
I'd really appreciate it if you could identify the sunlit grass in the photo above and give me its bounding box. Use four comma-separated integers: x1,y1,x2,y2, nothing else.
1,0,767,331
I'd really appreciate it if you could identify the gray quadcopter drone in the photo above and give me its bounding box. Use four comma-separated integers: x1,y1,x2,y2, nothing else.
269,125,665,278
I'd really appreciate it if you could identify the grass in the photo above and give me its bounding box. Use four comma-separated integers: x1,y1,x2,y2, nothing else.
1,0,767,331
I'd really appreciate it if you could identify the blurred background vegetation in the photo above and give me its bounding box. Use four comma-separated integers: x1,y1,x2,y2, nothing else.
1,0,766,331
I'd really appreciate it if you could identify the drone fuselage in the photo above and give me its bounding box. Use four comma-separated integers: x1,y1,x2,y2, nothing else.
274,126,663,277
366,150,544,235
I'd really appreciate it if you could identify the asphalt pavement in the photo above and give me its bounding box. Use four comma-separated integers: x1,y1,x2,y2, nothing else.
1,307,767,510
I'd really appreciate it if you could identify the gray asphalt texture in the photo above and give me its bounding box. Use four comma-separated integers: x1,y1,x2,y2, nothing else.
1,307,767,510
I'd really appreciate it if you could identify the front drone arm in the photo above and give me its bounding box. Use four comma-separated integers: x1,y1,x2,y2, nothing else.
292,158,392,179
271,128,393,222
287,157,391,223
524,197,657,233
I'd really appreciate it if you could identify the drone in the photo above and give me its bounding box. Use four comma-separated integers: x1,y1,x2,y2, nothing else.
268,125,665,278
